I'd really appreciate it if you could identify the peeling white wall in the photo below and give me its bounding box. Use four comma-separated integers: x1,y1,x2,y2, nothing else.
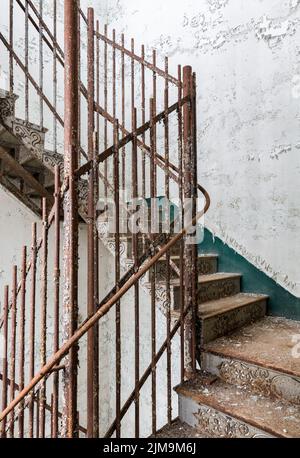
100,0,300,296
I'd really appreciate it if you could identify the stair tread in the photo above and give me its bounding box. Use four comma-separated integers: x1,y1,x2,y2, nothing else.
203,316,300,378
176,372,300,437
170,272,241,287
198,292,268,319
153,418,209,438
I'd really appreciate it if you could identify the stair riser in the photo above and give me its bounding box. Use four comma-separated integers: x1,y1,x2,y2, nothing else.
154,257,217,281
174,276,241,308
202,352,300,405
201,300,267,343
178,394,275,438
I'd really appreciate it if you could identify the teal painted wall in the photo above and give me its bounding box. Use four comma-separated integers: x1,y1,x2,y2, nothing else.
199,228,300,321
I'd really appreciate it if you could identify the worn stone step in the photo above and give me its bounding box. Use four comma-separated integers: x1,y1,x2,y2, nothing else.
172,273,242,310
176,372,300,438
202,316,300,404
199,293,268,343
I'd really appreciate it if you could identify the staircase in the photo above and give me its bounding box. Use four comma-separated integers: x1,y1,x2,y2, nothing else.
1,0,299,439
156,255,300,438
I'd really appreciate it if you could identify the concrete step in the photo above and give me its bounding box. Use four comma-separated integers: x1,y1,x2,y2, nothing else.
172,273,242,309
198,293,268,343
176,372,300,438
202,316,300,404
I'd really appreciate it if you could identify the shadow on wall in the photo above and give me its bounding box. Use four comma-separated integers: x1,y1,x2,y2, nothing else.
199,228,300,321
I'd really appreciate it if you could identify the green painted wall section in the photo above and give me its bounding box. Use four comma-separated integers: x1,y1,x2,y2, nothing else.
199,228,300,321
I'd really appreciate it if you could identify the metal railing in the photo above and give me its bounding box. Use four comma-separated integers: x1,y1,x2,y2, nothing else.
0,1,210,438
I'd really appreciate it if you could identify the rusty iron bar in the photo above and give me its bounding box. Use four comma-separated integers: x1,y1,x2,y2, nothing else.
62,0,79,438
9,267,17,438
39,0,43,128
150,98,157,435
0,286,9,438
104,24,108,198
52,167,60,438
183,66,197,376
177,65,185,384
114,120,121,438
29,223,37,437
121,33,126,190
9,0,14,92
39,198,48,437
87,7,97,438
141,44,146,201
191,72,199,359
132,108,140,438
18,246,27,437
164,56,172,425
25,0,29,121
53,0,58,153
0,193,209,427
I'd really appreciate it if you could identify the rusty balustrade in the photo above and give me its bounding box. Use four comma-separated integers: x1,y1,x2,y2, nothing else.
0,0,210,438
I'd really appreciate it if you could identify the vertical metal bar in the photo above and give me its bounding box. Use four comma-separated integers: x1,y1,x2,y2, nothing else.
87,7,96,439
182,66,196,376
29,222,37,437
9,266,17,437
150,98,156,435
53,0,57,152
25,0,29,121
104,24,108,198
0,286,9,438
36,390,40,438
132,108,140,438
39,198,48,437
52,166,60,438
164,57,172,425
191,72,199,360
62,0,79,438
121,33,125,190
141,45,146,200
177,65,185,383
152,51,157,189
114,120,121,438
39,0,44,128
77,0,81,164
18,246,27,437
94,133,100,439
95,21,100,440
9,0,13,93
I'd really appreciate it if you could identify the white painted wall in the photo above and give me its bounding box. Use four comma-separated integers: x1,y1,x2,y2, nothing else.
100,0,300,296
